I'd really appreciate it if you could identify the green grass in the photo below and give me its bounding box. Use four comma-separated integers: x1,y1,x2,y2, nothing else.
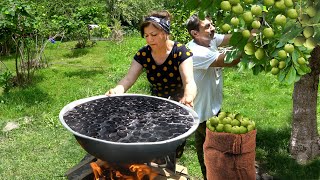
1,35,320,179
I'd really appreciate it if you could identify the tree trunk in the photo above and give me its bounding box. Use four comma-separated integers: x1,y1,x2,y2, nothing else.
290,45,320,164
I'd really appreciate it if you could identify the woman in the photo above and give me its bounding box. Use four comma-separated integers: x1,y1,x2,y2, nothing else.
106,10,197,107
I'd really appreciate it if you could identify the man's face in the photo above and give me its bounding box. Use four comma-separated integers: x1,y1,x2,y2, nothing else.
194,18,215,47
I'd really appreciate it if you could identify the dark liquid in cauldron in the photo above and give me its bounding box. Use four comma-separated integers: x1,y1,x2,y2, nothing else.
63,96,194,143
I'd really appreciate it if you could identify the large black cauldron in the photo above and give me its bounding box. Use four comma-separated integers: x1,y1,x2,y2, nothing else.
59,94,199,163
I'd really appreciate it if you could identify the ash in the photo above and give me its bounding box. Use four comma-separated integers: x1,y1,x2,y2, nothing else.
63,96,194,143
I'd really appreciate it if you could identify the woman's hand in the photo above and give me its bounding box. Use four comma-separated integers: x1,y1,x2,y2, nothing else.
179,95,194,108
105,86,125,96
105,88,117,96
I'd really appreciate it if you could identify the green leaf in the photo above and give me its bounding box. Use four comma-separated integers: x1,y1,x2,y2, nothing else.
294,64,306,76
225,49,242,63
252,64,263,75
185,0,200,10
238,62,248,72
278,67,287,83
229,32,243,46
270,48,280,57
313,25,320,43
240,54,252,64
284,65,296,84
295,63,311,76
282,20,297,33
291,49,299,65
198,11,206,19
276,27,303,48
301,64,311,74
294,75,301,83
309,3,320,24
10,10,15,17
199,0,213,11
211,0,222,13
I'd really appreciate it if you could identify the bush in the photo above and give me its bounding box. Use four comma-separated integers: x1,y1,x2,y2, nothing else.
0,70,13,93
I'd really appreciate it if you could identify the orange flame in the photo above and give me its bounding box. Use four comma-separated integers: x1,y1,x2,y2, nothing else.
129,164,158,180
115,171,135,180
90,162,105,180
90,159,159,180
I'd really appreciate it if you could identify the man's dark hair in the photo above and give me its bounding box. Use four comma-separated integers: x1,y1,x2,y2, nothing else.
186,14,201,37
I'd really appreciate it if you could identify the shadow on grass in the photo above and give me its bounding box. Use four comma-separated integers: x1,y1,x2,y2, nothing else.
64,48,89,58
186,133,196,147
0,73,50,105
63,69,104,79
256,127,320,180
1,85,51,106
0,55,15,61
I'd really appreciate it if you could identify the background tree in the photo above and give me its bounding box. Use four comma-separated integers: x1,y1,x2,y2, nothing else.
185,0,320,164
0,0,45,86
1,0,160,90
160,0,194,44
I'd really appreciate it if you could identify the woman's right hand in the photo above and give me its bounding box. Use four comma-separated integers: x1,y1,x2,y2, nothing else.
105,88,122,96
105,88,116,96
105,86,126,96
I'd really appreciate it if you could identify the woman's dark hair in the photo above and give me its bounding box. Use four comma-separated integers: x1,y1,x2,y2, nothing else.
140,10,172,38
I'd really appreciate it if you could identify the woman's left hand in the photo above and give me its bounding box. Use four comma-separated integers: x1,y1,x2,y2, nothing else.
179,95,194,108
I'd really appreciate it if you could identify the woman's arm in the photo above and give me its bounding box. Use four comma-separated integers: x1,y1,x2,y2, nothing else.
179,57,197,107
105,60,143,95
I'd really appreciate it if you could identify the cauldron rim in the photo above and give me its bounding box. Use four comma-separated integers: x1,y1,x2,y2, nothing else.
59,94,200,146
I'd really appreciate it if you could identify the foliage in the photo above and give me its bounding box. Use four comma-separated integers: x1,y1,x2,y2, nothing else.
89,24,112,40
0,70,13,93
0,0,113,87
0,0,166,53
185,0,320,85
50,5,105,48
0,1,34,55
162,0,194,44
0,0,48,85
109,19,125,42
106,0,163,27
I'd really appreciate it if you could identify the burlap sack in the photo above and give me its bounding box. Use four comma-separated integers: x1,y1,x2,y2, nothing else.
203,129,257,180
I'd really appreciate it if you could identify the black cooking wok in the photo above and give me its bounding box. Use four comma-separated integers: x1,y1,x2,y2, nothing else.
59,94,199,163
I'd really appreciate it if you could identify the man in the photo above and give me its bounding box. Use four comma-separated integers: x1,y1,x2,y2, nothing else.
186,14,241,180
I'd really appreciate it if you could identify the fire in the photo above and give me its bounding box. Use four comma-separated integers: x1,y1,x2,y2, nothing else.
90,159,158,180
90,162,105,179
129,164,158,180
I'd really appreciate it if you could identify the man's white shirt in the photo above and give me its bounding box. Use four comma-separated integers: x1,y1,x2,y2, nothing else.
187,34,225,123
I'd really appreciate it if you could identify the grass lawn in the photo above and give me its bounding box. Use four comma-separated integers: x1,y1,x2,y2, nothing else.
0,34,320,179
